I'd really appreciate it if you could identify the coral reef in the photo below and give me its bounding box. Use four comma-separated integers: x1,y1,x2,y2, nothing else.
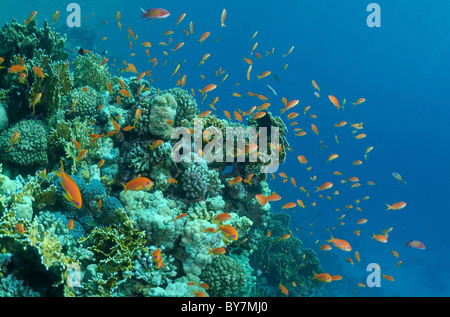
0,17,326,298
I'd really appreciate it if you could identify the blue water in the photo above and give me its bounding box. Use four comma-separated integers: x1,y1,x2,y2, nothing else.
2,0,449,297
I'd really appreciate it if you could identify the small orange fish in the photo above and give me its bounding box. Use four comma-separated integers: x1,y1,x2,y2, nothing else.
328,95,341,110
66,219,74,230
122,177,153,194
215,213,232,222
174,213,187,222
327,234,351,251
176,13,186,26
97,159,105,169
386,202,406,210
198,110,212,118
5,131,20,152
53,160,82,209
208,247,226,255
257,71,271,80
221,9,227,28
218,225,238,240
279,283,289,295
24,11,38,25
382,274,394,282
76,149,88,162
152,248,161,263
312,272,332,283
32,66,45,79
228,176,243,186
282,202,297,210
372,233,388,243
234,111,243,122
315,182,333,192
15,223,25,234
8,65,27,74
353,98,366,106
198,31,210,43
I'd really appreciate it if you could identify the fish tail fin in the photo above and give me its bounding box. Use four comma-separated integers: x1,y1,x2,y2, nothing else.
122,184,128,195
327,234,334,243
386,204,391,210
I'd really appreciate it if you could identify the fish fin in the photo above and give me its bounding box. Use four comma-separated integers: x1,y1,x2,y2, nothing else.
122,184,128,195
386,204,391,210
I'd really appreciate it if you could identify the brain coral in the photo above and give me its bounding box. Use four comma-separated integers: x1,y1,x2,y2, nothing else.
0,119,48,166
200,255,249,297
69,86,104,117
181,162,223,200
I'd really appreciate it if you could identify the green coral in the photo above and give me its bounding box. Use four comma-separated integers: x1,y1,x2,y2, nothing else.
200,255,250,297
249,212,323,297
0,209,71,295
78,211,149,294
28,50,72,120
68,86,104,117
73,52,112,91
0,119,48,166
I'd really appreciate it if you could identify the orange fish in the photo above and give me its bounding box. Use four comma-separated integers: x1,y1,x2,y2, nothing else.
208,247,226,255
327,234,351,251
8,65,27,74
282,202,297,210
353,98,366,106
15,223,25,234
356,218,367,225
255,194,268,207
176,13,186,26
24,11,37,25
372,233,388,243
5,131,20,152
198,32,210,43
234,111,243,122
172,42,185,52
32,66,45,79
334,121,347,127
312,272,332,283
327,154,339,163
174,213,187,222
221,9,227,28
279,283,289,295
122,177,153,194
315,182,333,192
66,219,74,230
152,248,161,263
215,213,232,222
354,133,367,140
311,123,319,135
201,84,216,96
218,225,238,240
320,244,332,251
76,149,88,162
53,160,82,209
228,176,243,186
150,139,164,150
386,202,406,210
382,274,394,282
328,95,341,110
257,71,271,80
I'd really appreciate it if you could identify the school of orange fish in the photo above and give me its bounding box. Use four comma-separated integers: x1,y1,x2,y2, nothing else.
7,8,425,296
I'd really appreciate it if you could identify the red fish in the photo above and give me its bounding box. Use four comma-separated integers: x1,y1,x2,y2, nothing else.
140,8,170,21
